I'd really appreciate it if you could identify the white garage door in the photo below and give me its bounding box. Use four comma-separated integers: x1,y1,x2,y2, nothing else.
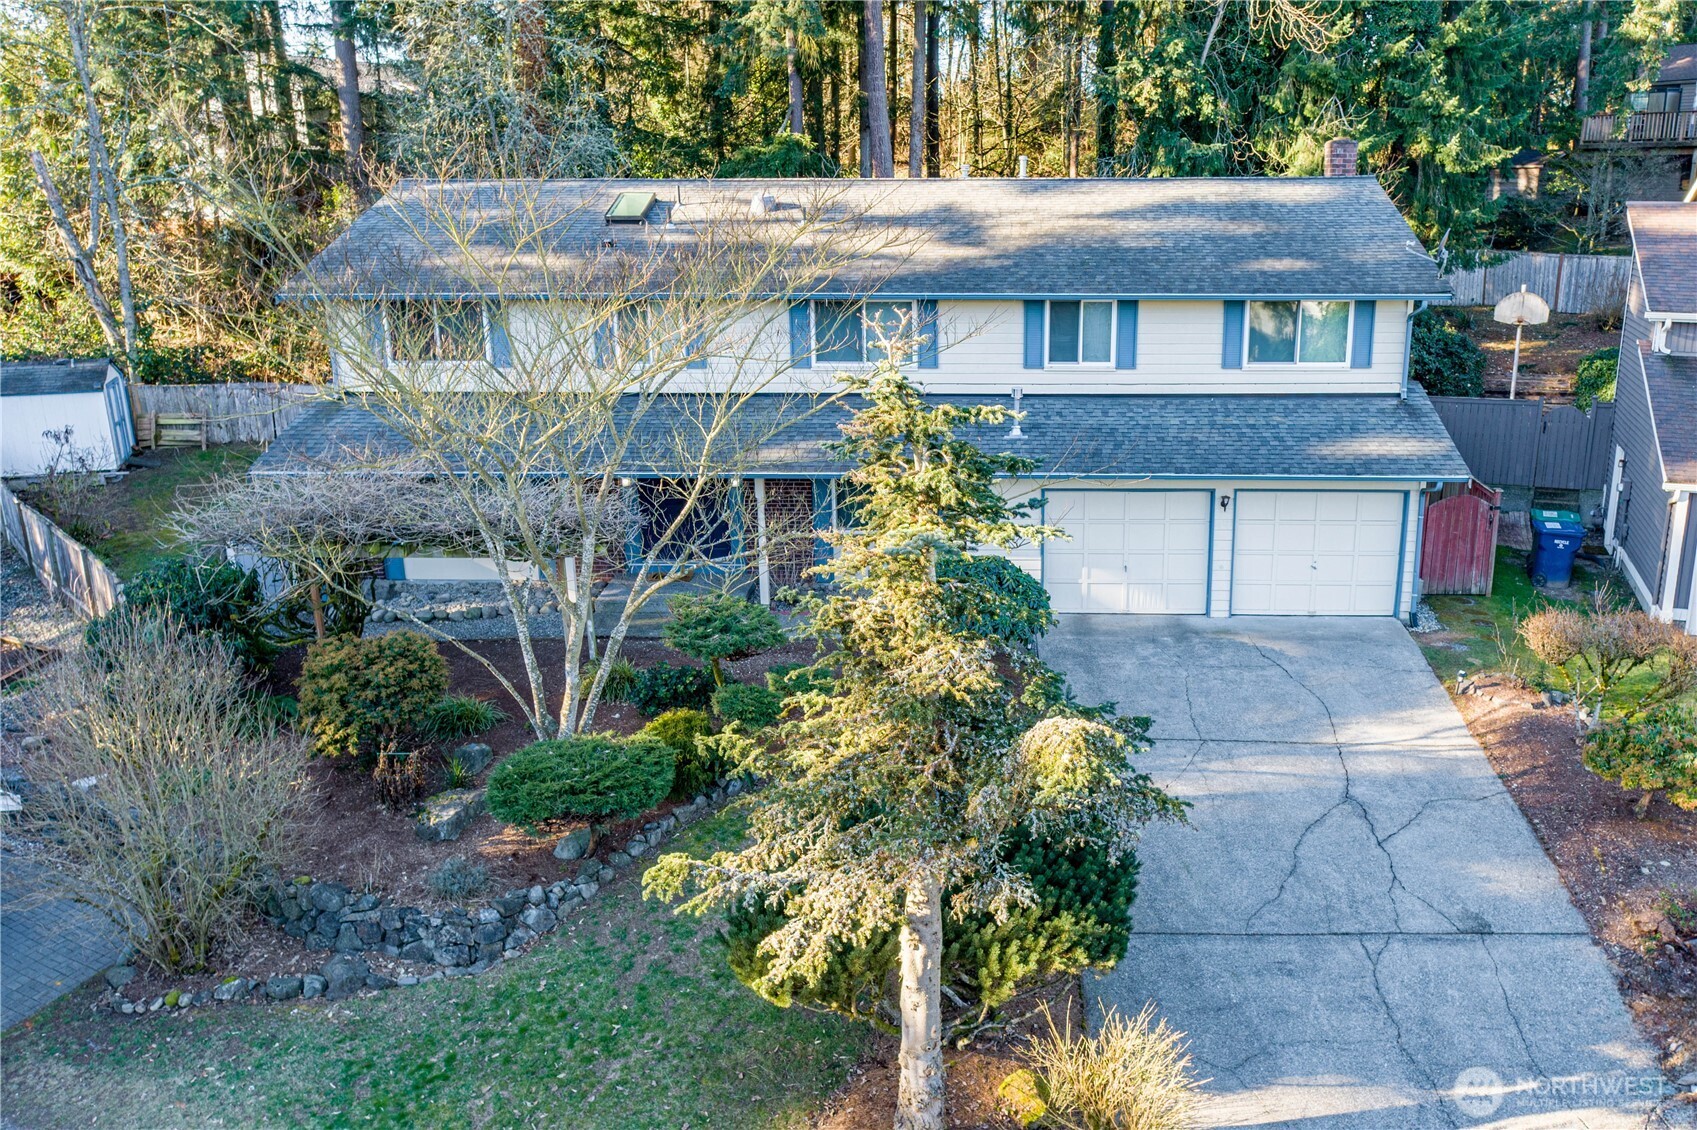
1231,491,1405,615
1044,491,1211,614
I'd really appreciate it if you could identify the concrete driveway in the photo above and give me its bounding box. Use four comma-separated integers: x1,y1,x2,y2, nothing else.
1044,616,1672,1130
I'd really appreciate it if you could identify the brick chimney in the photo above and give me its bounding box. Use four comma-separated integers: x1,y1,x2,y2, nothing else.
1323,137,1359,177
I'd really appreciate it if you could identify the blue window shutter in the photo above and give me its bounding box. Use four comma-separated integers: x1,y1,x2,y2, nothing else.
1350,301,1376,369
486,304,511,367
917,299,939,369
1023,301,1045,369
790,302,812,369
1115,301,1138,370
592,320,614,367
1221,301,1245,369
811,478,832,566
366,305,387,360
686,331,708,370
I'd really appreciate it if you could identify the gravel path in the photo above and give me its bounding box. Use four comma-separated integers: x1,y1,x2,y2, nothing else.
1,540,84,653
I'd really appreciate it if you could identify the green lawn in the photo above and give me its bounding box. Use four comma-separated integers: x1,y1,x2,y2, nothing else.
1417,546,1690,712
0,811,866,1129
89,445,260,579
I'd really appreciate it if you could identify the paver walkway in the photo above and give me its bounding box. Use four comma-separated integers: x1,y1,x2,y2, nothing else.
1045,616,1675,1130
2,850,127,1030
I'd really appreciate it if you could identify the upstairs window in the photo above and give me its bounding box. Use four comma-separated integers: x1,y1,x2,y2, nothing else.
814,300,914,364
1047,300,1114,365
387,301,486,362
1247,300,1351,364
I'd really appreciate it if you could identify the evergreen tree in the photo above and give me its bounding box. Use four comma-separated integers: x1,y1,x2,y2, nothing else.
647,364,1185,1130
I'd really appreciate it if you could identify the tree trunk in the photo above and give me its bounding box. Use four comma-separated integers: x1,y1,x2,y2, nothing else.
1095,0,1118,172
263,0,298,148
968,13,982,170
330,0,365,187
859,3,873,176
62,0,136,367
30,151,124,356
864,1,894,176
924,2,940,176
1575,6,1593,116
787,28,804,134
909,1,927,177
896,875,946,1130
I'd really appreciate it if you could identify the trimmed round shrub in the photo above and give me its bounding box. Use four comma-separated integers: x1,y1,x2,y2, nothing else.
662,593,787,685
297,631,448,758
712,681,784,731
938,553,1054,648
89,554,274,670
631,661,715,714
1584,706,1697,814
726,825,1137,1015
486,734,675,833
642,708,718,799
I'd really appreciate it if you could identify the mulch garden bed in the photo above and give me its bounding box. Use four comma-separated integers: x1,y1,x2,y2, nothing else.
262,634,819,909
1449,674,1697,1072
1463,307,1618,401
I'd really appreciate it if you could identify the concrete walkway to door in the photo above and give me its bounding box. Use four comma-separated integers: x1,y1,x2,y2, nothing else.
1044,616,1675,1130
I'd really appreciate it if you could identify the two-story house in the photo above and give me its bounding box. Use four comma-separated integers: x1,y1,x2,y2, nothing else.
1604,202,1697,629
259,154,1470,622
1579,43,1697,200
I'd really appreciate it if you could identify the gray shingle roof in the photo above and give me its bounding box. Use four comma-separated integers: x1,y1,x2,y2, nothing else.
0,359,113,397
1638,345,1697,486
281,177,1446,302
1658,44,1697,85
1628,203,1697,315
251,388,1468,482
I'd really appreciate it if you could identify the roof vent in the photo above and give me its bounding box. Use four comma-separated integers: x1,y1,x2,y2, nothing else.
606,191,656,224
748,192,776,217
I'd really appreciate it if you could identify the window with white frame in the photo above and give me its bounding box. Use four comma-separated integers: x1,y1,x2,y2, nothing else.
1047,300,1114,365
1246,300,1352,364
386,301,487,362
814,300,915,364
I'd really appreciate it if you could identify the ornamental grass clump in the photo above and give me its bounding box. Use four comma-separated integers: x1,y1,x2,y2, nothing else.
25,610,310,972
1010,1003,1203,1130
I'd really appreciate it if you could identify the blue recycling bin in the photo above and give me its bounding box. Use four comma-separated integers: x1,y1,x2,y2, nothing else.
1528,518,1584,587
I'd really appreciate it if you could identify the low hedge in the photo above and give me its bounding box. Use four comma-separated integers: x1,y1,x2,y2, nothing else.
486,733,675,832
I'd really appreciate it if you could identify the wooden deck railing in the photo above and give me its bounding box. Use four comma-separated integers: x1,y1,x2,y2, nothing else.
1579,109,1697,145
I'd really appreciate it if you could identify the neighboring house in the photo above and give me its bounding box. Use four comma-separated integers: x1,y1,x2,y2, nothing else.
1604,202,1697,630
0,358,134,478
1579,43,1697,200
262,145,1470,621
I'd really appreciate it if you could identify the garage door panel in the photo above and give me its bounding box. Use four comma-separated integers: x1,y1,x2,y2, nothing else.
1231,491,1405,616
1045,490,1211,615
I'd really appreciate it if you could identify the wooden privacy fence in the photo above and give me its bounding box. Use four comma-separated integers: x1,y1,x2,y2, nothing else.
129,383,318,447
1420,480,1503,596
1438,251,1633,314
0,484,122,619
1429,396,1615,492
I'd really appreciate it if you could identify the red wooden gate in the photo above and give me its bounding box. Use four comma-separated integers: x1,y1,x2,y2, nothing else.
1420,480,1502,596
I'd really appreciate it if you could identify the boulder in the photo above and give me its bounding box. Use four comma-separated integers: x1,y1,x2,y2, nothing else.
308,882,349,915
301,974,328,1000
552,827,592,861
104,965,136,990
451,743,494,776
265,975,303,1001
333,924,364,953
211,978,250,1002
415,788,485,843
320,954,372,1000
518,905,557,934
399,940,433,963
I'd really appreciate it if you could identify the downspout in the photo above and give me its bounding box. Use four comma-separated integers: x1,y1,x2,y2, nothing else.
1410,480,1439,624
1401,300,1429,400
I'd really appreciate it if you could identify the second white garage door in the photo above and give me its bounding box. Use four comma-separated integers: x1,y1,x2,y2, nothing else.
1231,491,1405,615
1043,490,1211,614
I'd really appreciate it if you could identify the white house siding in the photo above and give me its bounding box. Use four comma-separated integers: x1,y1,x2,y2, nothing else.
995,477,1425,621
1,391,122,476
324,297,1412,397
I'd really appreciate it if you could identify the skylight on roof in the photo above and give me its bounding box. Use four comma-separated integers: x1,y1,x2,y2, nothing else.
606,191,656,224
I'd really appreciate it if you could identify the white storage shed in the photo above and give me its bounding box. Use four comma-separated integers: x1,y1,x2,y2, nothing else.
1,359,135,477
